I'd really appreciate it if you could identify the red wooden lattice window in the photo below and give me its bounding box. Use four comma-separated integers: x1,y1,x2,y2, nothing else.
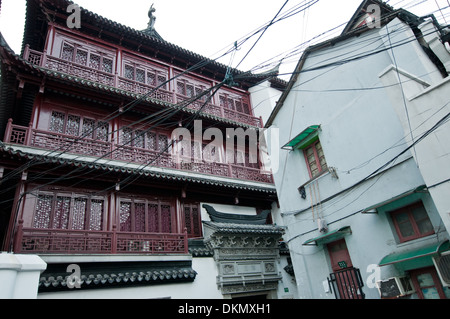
219,93,251,115
49,110,109,141
183,203,202,238
179,140,222,163
119,198,175,234
123,61,168,89
61,42,114,74
390,202,435,243
225,147,259,168
120,127,170,152
32,192,105,231
176,79,210,102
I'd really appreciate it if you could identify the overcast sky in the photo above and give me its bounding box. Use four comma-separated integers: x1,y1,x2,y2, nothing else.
0,0,449,78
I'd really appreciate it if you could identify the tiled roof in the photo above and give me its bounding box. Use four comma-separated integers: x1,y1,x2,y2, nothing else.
0,142,277,193
39,268,197,291
203,221,285,235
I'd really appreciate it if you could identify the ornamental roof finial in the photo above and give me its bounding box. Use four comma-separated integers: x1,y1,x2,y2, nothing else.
148,3,157,31
143,3,163,41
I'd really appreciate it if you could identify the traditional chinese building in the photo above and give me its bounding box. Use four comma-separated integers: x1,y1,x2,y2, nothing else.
0,0,293,299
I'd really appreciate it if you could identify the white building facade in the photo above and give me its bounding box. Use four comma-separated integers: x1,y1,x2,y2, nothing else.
266,0,450,299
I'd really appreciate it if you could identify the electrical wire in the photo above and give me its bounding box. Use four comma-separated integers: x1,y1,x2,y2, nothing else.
247,3,450,77
1,0,322,185
5,0,320,190
2,0,449,207
283,107,450,224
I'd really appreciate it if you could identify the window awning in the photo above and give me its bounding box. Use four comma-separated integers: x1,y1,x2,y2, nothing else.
379,240,450,270
282,125,320,150
302,226,352,246
361,185,427,213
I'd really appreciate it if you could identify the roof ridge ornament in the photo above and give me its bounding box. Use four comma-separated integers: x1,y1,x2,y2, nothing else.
142,3,164,41
148,4,157,31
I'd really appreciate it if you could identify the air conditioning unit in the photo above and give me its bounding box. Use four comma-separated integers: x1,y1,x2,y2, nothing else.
376,276,415,298
433,251,450,287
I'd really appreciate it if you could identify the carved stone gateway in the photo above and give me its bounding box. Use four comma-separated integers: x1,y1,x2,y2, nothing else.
202,205,285,297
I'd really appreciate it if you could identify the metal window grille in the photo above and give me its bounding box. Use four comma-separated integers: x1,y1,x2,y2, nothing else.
328,267,365,299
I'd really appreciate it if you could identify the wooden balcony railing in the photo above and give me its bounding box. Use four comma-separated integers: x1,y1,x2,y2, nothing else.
23,46,263,128
14,221,188,255
4,119,274,184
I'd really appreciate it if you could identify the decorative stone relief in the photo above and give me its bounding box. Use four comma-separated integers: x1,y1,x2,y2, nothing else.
203,219,285,296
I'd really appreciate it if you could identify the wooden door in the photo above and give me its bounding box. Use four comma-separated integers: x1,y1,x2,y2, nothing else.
328,239,364,299
328,239,353,271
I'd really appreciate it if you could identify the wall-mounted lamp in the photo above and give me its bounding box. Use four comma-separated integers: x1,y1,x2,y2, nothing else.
298,186,307,199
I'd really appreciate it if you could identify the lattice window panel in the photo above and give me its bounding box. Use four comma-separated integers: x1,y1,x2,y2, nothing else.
219,93,252,115
136,68,146,83
158,135,169,153
89,199,104,231
147,132,156,150
32,192,105,232
147,73,156,86
75,49,88,66
53,196,71,229
102,58,113,74
161,205,172,233
60,41,115,75
134,203,146,232
148,204,159,233
72,198,87,230
226,148,235,164
235,150,245,166
124,65,134,80
49,111,65,134
89,53,101,69
66,114,81,136
33,195,53,229
96,122,109,142
121,127,133,145
227,97,234,110
192,142,202,160
135,130,145,149
242,101,251,114
82,118,96,139
186,84,195,98
219,95,227,108
203,144,220,163
235,100,243,113
119,199,174,234
247,151,259,169
191,206,200,237
177,81,186,95
183,204,201,238
120,202,132,232
61,43,74,61
157,75,167,90
195,86,209,102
